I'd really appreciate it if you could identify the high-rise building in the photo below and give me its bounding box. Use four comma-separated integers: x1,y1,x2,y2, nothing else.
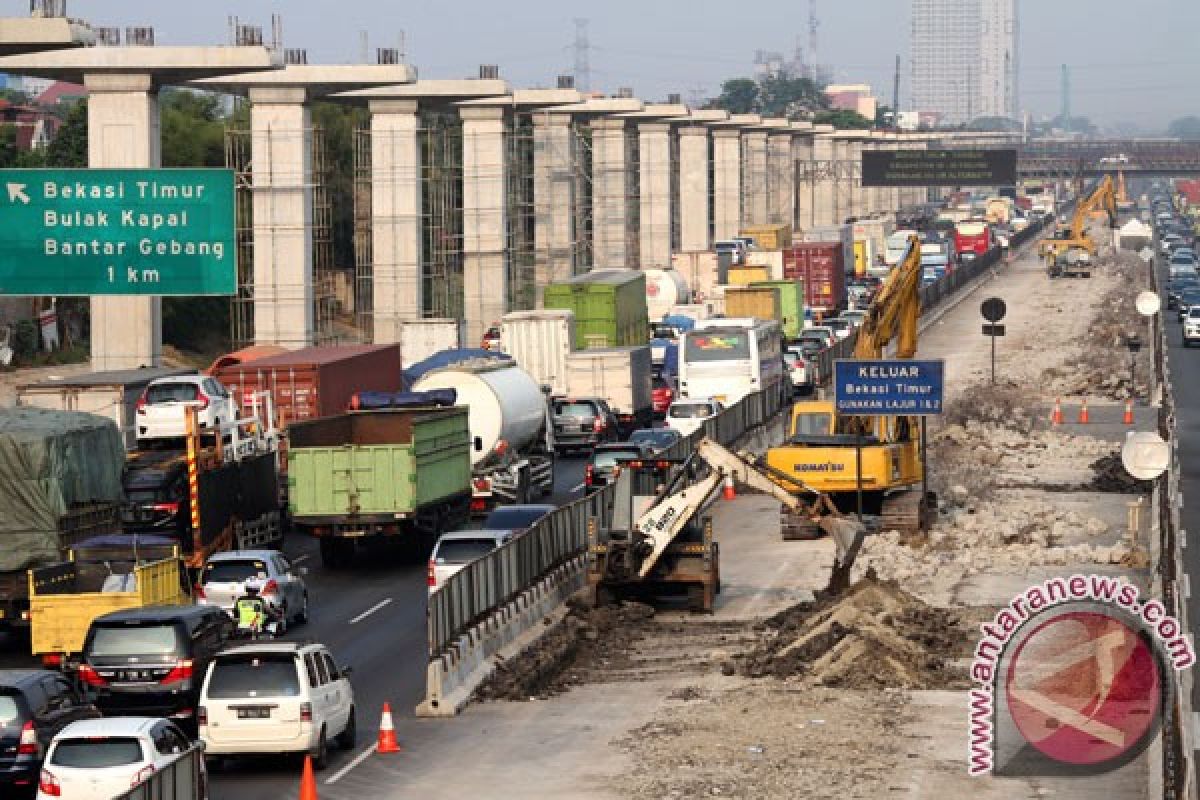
910,0,1018,124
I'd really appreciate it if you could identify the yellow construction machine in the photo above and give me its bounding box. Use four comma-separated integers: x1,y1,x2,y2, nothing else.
761,235,934,538
1038,175,1117,279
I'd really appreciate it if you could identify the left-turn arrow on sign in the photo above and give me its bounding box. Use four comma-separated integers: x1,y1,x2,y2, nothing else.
6,183,29,204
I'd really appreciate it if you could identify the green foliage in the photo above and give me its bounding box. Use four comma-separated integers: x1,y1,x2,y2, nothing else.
710,75,830,118
311,102,368,269
812,109,874,129
161,90,226,167
712,79,759,114
44,98,86,167
1168,116,1200,140
10,318,38,360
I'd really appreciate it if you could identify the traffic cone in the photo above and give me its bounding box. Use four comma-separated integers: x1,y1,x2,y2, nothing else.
722,473,736,501
1078,398,1090,425
299,755,318,800
1123,399,1134,425
1051,398,1064,426
377,702,402,753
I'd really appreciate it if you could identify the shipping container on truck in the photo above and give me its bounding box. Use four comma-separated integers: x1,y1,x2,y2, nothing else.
751,280,806,339
501,310,576,397
287,407,473,568
783,244,847,317
543,270,649,350
726,266,771,286
564,346,654,437
744,250,784,279
722,287,781,327
738,224,792,251
399,319,464,364
16,367,198,451
0,409,125,634
671,251,725,303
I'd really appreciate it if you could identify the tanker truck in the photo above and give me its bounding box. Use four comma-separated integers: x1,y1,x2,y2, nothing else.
411,359,555,513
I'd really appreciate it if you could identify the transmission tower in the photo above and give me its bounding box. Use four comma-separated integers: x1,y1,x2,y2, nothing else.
807,0,819,81
573,18,591,93
1060,64,1071,132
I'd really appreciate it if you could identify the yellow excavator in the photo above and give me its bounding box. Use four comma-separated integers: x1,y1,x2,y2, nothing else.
761,234,933,538
1038,175,1117,279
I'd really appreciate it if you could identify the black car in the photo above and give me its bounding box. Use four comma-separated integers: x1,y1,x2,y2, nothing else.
79,605,233,735
1167,277,1200,310
552,398,619,454
482,504,557,534
627,428,683,454
122,450,190,550
0,670,100,798
585,442,653,489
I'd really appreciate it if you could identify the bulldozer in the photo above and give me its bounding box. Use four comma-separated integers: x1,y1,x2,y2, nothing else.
1038,175,1117,279
762,234,935,538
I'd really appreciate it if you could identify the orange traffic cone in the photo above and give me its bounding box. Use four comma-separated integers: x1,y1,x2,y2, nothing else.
1078,398,1090,425
299,755,318,800
377,702,401,753
1123,399,1134,425
722,473,736,501
1051,398,1064,426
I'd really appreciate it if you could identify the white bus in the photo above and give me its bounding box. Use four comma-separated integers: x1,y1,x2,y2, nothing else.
678,318,784,406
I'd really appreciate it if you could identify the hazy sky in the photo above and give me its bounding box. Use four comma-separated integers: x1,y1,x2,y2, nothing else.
21,0,1200,130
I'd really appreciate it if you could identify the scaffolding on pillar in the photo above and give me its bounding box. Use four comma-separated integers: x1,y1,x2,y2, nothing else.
625,128,640,269
353,127,373,339
310,127,339,345
420,111,464,320
224,129,254,350
507,114,536,311
574,122,594,271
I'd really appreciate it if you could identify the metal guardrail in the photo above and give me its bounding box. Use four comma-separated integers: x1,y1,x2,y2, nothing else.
426,216,1049,661
113,745,206,800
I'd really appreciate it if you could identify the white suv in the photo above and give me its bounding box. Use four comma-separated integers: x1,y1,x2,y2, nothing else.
136,375,234,443
1185,307,1200,347
199,642,355,770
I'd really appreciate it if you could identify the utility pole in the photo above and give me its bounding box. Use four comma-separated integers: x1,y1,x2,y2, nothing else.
573,18,591,93
892,54,901,130
808,0,819,82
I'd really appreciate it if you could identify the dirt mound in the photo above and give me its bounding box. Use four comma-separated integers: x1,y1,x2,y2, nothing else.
941,384,1040,434
1089,452,1154,493
473,596,655,702
736,574,969,690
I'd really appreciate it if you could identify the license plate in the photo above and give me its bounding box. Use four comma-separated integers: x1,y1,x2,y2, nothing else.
237,707,270,719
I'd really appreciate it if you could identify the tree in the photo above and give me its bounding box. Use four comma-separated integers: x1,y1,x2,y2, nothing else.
711,78,759,115
160,89,226,167
813,109,874,129
756,74,826,117
1168,116,1200,140
43,98,86,167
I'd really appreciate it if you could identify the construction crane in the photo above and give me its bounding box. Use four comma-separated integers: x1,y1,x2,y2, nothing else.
1038,175,1117,279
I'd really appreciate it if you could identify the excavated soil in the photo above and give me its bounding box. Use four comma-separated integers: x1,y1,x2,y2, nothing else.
1089,451,1155,493
473,596,655,702
734,574,970,690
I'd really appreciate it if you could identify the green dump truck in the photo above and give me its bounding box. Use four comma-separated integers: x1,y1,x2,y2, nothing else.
287,408,473,567
751,280,807,339
543,269,649,350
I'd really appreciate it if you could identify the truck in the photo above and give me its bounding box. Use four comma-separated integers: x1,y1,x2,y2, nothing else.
954,219,994,264
411,361,556,511
783,244,847,317
543,270,649,350
500,310,575,396
564,346,654,437
16,367,197,450
399,319,463,364
287,407,474,567
0,408,125,634
738,224,792,251
643,269,691,322
723,286,781,327
29,535,191,666
751,280,806,339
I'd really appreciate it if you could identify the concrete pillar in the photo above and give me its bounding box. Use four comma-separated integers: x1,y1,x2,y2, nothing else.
678,125,710,252
533,113,576,301
862,140,878,214
768,131,794,227
793,135,814,231
638,121,672,268
812,135,836,228
368,98,421,345
590,117,633,269
85,73,162,370
460,105,508,343
742,130,769,226
712,128,742,242
249,86,314,348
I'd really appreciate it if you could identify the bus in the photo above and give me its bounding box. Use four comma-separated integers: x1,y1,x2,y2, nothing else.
954,219,993,263
678,318,784,406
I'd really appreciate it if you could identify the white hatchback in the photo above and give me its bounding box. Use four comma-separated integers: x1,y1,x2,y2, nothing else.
136,375,234,443
199,642,355,770
38,717,201,800
196,550,309,632
665,398,723,438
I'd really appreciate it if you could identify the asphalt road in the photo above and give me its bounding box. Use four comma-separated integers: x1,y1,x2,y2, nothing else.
0,453,589,798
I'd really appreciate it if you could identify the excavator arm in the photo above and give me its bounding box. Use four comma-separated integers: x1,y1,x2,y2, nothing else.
853,235,923,360
1070,175,1117,241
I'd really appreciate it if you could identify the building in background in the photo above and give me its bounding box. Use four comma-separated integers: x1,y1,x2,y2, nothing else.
910,0,1018,125
825,84,878,121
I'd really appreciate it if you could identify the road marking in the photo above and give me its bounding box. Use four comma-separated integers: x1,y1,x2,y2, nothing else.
571,482,585,492
325,743,377,785
349,598,393,624
293,554,311,565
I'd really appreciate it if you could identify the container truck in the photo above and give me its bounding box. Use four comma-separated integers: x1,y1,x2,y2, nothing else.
744,250,784,279
0,408,125,634
564,346,654,437
287,407,474,567
726,266,771,286
752,280,806,339
738,224,792,251
643,269,691,322
671,251,725,302
543,270,649,350
17,367,197,450
783,244,847,317
400,319,463,364
501,310,575,396
723,286,781,327
411,360,556,511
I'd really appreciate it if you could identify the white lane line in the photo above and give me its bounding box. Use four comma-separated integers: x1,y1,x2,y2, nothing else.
571,482,585,492
349,598,393,625
325,743,378,785
293,554,311,565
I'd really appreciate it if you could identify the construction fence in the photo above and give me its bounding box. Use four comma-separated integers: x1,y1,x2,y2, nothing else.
114,745,205,800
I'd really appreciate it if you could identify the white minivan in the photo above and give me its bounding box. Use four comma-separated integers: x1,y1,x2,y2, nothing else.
198,642,355,770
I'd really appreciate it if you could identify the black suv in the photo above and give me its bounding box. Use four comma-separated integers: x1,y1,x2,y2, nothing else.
552,398,619,454
79,605,233,735
122,450,190,550
0,670,100,797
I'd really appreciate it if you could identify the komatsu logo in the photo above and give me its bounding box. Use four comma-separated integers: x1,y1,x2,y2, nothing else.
793,463,846,473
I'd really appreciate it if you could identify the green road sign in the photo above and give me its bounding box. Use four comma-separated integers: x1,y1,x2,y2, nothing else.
0,168,236,296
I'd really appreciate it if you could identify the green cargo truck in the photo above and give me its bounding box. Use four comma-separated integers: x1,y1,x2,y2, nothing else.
543,269,649,350
752,279,807,339
287,408,473,567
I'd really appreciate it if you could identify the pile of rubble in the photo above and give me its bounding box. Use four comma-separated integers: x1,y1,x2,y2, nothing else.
734,575,969,690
